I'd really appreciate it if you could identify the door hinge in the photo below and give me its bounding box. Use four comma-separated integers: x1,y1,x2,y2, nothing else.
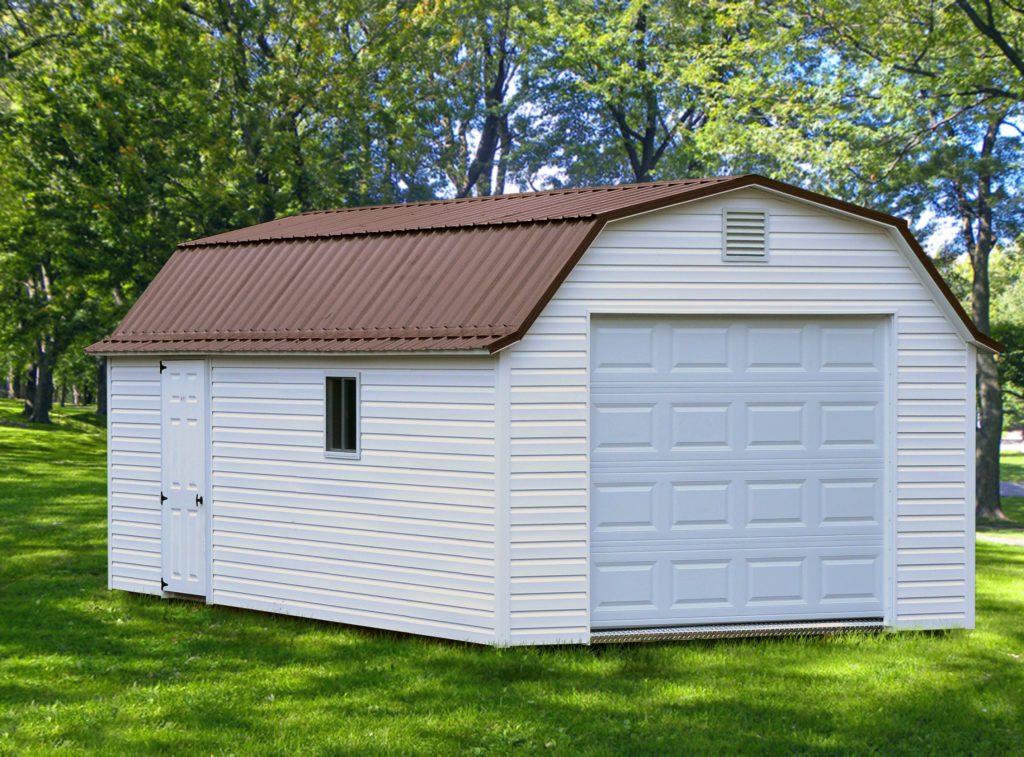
160,492,167,503
161,578,168,590
195,494,204,506
159,361,167,373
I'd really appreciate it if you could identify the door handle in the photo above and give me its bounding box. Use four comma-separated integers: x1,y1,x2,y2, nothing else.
196,494,204,506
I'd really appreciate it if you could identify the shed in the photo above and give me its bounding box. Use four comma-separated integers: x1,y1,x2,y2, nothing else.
88,175,997,645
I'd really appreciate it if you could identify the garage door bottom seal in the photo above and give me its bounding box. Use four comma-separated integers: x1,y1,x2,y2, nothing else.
590,618,885,643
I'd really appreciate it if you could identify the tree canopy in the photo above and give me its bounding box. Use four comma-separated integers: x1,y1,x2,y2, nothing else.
1,0,1021,514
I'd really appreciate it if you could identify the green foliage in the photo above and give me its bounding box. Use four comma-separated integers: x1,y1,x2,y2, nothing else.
519,0,764,184
1,0,1023,419
991,250,1024,428
1,400,1024,754
939,250,1024,428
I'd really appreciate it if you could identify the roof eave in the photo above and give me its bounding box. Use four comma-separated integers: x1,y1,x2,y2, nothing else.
86,345,495,358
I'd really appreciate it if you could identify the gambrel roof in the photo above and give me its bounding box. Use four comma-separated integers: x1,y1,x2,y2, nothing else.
88,175,999,354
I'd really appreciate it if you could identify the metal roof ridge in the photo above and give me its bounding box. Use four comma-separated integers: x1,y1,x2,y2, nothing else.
181,175,749,248
295,174,744,217
178,215,600,248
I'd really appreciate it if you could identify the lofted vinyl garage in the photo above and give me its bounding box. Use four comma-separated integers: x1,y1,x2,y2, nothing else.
89,175,999,645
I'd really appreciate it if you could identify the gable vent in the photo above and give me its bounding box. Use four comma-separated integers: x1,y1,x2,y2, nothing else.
723,209,768,261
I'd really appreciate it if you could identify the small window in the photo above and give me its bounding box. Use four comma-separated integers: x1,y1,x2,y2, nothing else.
325,375,359,457
722,209,768,262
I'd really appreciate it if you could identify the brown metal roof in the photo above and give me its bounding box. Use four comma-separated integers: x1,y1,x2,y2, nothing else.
88,175,999,355
182,176,736,246
90,221,601,354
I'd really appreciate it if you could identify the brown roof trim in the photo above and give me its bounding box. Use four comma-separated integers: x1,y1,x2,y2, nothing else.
100,325,516,341
489,174,1000,354
896,225,1002,352
487,220,606,353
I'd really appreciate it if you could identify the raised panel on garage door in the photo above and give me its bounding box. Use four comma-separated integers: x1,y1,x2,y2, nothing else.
590,316,887,629
592,390,884,463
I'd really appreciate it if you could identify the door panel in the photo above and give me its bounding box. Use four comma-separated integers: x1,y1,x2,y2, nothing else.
592,390,885,462
590,316,887,629
591,545,884,625
161,360,208,595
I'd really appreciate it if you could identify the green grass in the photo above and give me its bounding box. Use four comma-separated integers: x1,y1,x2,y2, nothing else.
976,451,1024,542
1003,450,1024,483
1,398,1023,755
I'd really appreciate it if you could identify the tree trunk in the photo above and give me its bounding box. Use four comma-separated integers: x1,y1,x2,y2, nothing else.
457,13,512,198
976,352,1003,519
22,360,36,418
970,118,1004,520
59,384,66,407
27,341,53,424
609,6,663,183
494,113,511,193
96,357,107,416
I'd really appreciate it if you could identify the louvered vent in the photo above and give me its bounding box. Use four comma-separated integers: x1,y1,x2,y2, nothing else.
723,209,768,261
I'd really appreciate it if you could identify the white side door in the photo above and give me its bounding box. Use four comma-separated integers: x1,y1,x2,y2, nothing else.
160,359,208,595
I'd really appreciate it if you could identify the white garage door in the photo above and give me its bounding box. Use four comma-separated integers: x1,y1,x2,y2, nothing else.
590,315,887,629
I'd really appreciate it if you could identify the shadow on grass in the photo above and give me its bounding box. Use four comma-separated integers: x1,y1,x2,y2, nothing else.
2,403,1024,754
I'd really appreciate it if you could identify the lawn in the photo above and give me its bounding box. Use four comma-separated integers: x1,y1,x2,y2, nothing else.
979,449,1023,543
1002,450,1024,483
1,399,1023,755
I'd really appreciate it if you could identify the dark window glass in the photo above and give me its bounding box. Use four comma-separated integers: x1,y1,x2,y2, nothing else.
326,376,357,453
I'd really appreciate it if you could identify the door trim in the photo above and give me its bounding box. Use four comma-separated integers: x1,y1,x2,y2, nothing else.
203,357,213,604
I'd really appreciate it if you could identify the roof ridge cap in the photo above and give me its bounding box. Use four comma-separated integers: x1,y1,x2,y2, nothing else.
297,175,742,217
178,216,600,248
180,175,751,248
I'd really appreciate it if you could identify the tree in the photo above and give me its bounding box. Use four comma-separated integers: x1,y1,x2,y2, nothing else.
943,248,1024,435
0,1,218,422
698,0,1024,518
521,0,770,186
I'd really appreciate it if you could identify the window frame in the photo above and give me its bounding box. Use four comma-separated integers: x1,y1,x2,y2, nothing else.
323,371,361,460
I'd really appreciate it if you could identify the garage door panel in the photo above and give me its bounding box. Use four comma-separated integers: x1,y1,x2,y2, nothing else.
592,317,886,384
592,391,884,463
591,315,887,629
590,545,884,628
591,469,884,541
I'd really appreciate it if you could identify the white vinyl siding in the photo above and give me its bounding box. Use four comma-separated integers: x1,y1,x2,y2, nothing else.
108,357,163,595
503,188,973,644
207,356,499,644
